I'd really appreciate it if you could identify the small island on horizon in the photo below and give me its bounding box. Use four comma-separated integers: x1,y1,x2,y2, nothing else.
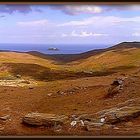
48,47,59,51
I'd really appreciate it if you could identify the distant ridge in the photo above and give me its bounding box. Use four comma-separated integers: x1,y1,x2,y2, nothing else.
0,41,140,63
28,41,140,63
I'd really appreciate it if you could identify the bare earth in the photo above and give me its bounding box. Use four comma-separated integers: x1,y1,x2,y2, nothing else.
0,74,139,136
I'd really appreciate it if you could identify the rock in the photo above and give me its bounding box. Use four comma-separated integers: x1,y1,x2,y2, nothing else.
0,115,11,121
16,74,22,78
113,127,119,130
80,120,85,126
54,124,62,132
111,79,123,86
101,112,118,124
48,47,59,51
22,113,68,127
85,121,113,131
76,98,140,126
99,105,140,124
107,85,122,97
71,115,78,121
47,93,52,96
100,117,105,123
77,114,99,122
106,78,125,98
29,87,33,89
115,106,140,122
85,122,104,131
70,121,77,127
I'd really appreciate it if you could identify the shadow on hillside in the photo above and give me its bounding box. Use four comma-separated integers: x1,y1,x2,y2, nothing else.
1,63,137,82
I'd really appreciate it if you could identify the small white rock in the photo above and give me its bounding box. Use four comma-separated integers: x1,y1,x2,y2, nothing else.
80,120,84,126
113,127,119,130
47,93,52,96
70,121,77,127
100,118,105,123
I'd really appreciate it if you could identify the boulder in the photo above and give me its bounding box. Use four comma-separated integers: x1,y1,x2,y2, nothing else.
22,113,68,127
99,106,140,124
106,78,125,97
75,98,140,126
115,106,140,122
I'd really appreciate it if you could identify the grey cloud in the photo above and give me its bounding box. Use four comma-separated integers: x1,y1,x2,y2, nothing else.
0,5,42,14
49,5,103,15
48,5,140,16
0,15,5,18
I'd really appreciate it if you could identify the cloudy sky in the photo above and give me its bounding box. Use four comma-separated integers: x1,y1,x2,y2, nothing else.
0,4,140,45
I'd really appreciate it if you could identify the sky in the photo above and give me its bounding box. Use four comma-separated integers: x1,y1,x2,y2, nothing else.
0,4,140,45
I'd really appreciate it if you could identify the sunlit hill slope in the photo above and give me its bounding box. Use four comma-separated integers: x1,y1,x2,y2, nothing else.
0,42,140,81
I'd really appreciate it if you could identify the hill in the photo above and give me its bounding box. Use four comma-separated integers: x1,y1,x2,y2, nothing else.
28,41,140,64
62,42,140,73
1,42,140,81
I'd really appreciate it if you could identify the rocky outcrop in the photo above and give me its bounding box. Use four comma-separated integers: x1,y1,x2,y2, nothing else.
70,98,140,130
99,106,140,124
106,77,127,97
22,98,140,131
22,113,68,127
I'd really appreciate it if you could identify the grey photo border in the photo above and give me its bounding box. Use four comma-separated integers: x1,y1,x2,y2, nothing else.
0,1,139,138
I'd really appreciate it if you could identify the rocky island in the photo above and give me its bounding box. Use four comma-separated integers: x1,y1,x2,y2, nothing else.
48,47,59,51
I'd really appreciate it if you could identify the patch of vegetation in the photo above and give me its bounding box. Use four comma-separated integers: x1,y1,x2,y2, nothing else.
109,65,137,71
0,63,118,82
1,62,137,82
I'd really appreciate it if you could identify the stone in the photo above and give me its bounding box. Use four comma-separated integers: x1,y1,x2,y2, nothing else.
85,122,104,131
0,115,11,121
70,121,77,127
71,115,78,121
22,113,68,127
16,74,22,78
100,118,105,123
113,127,119,130
54,124,62,132
47,93,52,96
99,105,140,124
106,78,125,97
102,112,119,124
77,114,98,122
80,120,85,126
107,85,122,97
115,106,140,122
77,98,140,126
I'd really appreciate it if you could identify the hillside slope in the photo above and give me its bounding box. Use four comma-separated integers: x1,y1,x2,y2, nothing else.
0,42,140,81
31,42,140,64
61,42,140,73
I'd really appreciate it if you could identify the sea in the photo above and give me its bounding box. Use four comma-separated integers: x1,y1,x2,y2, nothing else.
0,44,112,54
